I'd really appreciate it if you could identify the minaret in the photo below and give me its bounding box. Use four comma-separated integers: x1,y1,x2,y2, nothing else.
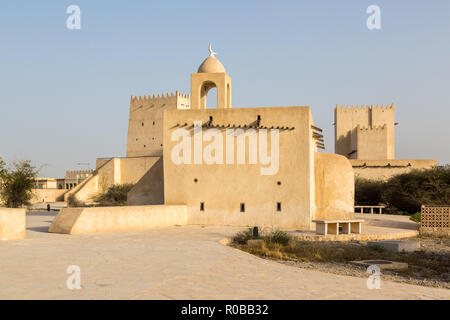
190,44,232,109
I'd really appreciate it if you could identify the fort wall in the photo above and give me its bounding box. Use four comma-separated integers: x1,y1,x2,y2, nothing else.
350,159,437,181
126,91,190,157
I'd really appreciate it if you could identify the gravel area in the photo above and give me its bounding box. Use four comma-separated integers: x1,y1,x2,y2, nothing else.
237,236,450,290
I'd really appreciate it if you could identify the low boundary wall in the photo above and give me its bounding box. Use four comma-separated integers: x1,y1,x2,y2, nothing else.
48,205,187,235
0,208,26,240
31,189,66,204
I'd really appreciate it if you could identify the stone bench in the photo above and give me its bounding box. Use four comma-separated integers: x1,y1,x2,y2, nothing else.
312,219,364,235
354,205,385,214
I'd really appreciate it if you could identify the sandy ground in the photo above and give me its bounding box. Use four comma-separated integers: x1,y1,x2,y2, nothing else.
0,212,449,299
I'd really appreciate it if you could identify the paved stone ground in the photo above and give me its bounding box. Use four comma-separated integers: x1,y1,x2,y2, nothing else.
0,212,449,300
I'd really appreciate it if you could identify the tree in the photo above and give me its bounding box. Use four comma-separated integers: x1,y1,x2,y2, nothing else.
382,166,450,214
0,159,40,208
355,165,450,214
355,178,385,206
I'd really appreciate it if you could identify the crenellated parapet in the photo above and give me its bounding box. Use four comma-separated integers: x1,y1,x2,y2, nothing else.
130,91,190,111
335,103,394,112
127,91,190,157
335,103,395,160
357,124,387,131
65,170,94,175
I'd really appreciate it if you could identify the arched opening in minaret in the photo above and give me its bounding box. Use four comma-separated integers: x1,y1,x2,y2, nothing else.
206,88,217,109
200,80,218,109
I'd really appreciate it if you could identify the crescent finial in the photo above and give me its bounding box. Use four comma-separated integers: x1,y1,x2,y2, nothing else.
208,43,217,57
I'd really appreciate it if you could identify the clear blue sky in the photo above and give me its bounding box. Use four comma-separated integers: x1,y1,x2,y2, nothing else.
1,0,449,177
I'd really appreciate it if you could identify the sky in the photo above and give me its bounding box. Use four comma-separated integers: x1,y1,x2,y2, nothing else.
0,0,449,177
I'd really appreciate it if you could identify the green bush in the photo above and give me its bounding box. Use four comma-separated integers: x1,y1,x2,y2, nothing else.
232,228,253,244
382,166,450,214
0,159,40,208
355,165,450,215
355,178,385,206
263,230,291,246
410,212,421,223
91,183,134,206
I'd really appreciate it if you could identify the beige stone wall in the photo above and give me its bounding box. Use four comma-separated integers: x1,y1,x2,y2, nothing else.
335,104,395,159
163,106,316,230
35,178,58,189
0,208,26,240
48,205,187,235
350,159,437,181
126,92,190,157
67,157,161,203
63,171,96,202
356,125,392,159
96,158,111,169
31,189,66,204
127,157,164,205
97,158,119,192
70,174,99,203
120,157,161,185
314,152,354,220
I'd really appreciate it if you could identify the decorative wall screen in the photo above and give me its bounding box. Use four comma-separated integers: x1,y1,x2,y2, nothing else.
420,205,450,234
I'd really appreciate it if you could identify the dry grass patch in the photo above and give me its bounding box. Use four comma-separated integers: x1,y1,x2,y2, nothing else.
231,232,450,288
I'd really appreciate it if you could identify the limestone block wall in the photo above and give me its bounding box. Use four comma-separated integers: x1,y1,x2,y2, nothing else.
314,152,354,220
126,92,190,157
356,125,393,160
48,205,187,235
350,159,437,181
163,106,316,230
0,208,26,240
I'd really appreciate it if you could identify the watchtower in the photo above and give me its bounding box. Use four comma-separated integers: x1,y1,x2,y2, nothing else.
334,104,395,159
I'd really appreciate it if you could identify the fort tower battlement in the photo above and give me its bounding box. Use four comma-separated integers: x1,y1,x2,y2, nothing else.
126,91,191,157
335,103,395,159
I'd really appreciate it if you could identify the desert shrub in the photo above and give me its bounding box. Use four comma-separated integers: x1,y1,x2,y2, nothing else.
355,178,385,206
382,166,450,214
232,228,253,244
0,159,40,208
91,183,134,206
67,194,86,207
263,230,291,246
410,212,421,223
355,166,450,214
